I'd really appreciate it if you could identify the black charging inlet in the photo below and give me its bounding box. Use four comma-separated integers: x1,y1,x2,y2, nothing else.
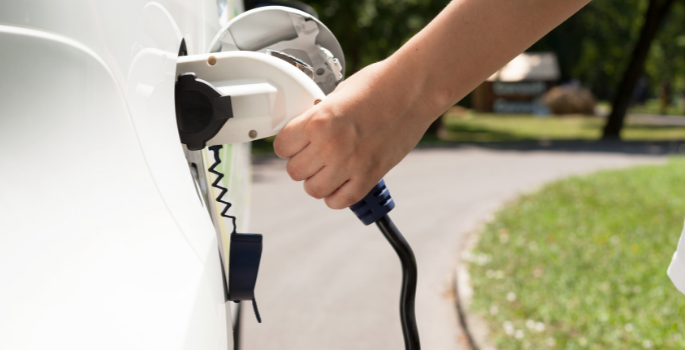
175,73,234,151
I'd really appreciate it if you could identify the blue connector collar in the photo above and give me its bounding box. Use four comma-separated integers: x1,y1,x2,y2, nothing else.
349,179,395,225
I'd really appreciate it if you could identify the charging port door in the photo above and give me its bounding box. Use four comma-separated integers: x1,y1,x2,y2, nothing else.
209,6,345,95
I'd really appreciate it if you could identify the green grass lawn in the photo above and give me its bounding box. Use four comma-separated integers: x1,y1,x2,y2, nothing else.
629,98,685,117
439,113,685,143
468,158,685,349
251,112,685,156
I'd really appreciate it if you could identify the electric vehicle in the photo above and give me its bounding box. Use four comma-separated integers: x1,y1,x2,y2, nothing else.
0,1,423,349
0,0,357,347
0,1,248,348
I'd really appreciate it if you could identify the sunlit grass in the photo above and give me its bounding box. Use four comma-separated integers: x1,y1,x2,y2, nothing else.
468,158,685,349
252,112,685,156
440,112,685,142
630,98,685,116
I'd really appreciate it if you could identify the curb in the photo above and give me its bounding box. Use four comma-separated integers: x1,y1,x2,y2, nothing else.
454,224,497,350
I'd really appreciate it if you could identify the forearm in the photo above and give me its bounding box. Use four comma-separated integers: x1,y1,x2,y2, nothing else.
386,0,591,123
274,0,590,209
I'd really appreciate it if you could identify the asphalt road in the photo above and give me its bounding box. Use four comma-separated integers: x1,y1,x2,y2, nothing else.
241,145,665,350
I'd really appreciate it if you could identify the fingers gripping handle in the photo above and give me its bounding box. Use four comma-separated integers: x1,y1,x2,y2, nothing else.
349,179,396,226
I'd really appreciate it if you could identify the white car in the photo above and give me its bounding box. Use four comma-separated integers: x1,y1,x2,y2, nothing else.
0,1,343,349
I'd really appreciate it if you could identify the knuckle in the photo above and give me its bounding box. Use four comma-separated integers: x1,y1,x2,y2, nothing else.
324,199,341,210
328,192,362,209
308,114,333,132
285,162,303,181
306,120,325,133
340,193,362,207
305,182,325,199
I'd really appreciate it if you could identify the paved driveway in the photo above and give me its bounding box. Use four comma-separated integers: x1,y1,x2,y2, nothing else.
241,145,665,350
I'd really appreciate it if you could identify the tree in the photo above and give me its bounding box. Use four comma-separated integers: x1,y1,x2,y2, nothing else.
602,0,678,139
643,2,685,114
531,0,651,99
300,0,685,135
305,0,451,75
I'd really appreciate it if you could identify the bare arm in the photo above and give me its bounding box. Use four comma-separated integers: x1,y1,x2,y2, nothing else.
274,0,591,209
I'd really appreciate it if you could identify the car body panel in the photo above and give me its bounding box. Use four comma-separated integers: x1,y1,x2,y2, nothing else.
0,1,247,348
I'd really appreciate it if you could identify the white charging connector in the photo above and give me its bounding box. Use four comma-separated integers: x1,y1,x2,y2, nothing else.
175,6,345,150
175,51,325,149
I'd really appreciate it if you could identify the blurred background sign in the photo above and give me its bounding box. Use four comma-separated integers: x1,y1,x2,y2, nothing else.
473,52,560,114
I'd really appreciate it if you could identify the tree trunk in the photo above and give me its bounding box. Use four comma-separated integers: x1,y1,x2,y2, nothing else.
602,0,676,139
659,79,671,114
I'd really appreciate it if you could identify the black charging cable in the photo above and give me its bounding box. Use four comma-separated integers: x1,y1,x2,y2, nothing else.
208,146,417,347
208,145,263,327
350,180,421,350
208,145,237,234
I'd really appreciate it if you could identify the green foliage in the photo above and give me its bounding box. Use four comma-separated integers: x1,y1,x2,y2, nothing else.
305,0,451,74
531,0,645,98
644,2,685,98
469,158,685,349
532,0,685,100
305,0,685,101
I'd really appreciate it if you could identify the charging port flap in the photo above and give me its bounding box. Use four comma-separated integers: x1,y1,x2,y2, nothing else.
228,232,263,323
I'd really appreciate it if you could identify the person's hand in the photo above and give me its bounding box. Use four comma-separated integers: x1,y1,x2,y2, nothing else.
273,59,436,209
273,0,590,210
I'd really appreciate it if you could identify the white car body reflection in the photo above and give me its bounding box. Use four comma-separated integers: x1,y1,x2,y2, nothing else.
0,1,249,348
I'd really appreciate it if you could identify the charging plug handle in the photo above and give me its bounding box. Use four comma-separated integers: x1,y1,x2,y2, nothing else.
349,179,395,226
